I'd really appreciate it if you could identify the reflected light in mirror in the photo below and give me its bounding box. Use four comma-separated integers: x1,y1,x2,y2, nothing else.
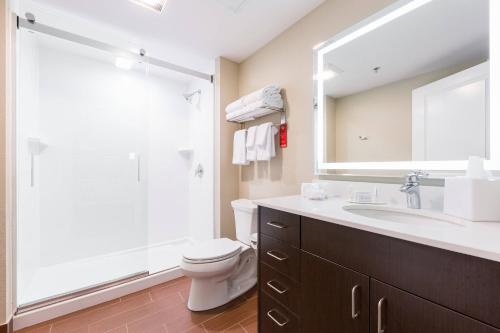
313,70,338,81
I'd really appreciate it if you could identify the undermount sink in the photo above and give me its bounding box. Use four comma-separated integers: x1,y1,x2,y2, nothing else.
343,205,466,227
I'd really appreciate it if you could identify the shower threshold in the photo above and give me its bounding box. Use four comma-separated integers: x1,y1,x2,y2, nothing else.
17,238,195,311
16,270,149,314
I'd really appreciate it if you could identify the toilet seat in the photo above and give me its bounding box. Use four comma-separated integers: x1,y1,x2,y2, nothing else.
183,238,242,264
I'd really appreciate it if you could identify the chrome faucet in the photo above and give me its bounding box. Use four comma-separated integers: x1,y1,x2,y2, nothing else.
400,171,428,209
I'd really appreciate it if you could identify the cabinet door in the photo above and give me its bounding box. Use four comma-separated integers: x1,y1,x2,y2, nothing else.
300,251,369,333
371,279,500,333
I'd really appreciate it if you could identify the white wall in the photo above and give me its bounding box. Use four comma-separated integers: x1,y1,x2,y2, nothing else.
146,72,191,245
187,79,215,243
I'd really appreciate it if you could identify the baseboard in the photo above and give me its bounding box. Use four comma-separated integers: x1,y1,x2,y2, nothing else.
0,317,13,333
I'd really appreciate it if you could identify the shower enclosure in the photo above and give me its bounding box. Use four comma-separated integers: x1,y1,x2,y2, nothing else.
15,19,214,310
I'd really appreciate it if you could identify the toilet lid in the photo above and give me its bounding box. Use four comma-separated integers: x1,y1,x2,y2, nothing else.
183,238,242,263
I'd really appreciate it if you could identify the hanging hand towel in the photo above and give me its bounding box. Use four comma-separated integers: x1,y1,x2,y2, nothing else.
232,130,249,165
256,122,278,161
246,126,258,161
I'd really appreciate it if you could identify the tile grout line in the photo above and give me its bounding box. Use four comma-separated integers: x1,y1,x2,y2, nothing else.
56,280,185,330
177,291,186,303
112,295,190,330
50,294,144,329
22,280,189,332
239,323,249,333
86,295,159,330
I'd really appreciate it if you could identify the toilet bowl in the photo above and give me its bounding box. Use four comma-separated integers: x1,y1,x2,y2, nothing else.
180,199,258,311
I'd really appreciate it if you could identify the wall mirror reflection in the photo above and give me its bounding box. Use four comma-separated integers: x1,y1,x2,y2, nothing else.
314,0,493,174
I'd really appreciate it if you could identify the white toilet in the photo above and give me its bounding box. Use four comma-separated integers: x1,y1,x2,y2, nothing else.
180,199,258,311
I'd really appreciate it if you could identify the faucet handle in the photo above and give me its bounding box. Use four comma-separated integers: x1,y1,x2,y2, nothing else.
406,170,428,183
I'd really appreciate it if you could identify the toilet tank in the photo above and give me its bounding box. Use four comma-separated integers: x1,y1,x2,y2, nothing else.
231,199,258,246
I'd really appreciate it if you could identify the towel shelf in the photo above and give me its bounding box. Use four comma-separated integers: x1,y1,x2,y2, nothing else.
226,107,284,124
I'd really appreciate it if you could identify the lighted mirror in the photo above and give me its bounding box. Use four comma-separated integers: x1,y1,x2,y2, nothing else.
314,0,498,174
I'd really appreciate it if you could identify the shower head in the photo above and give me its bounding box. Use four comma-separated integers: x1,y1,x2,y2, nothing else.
183,89,202,104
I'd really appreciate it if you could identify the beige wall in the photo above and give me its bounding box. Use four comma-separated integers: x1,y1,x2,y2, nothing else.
237,0,395,199
330,61,483,163
0,0,6,324
1,0,13,326
215,58,240,239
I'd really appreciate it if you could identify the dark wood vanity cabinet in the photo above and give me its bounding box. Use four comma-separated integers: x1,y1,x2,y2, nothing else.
300,252,369,333
258,207,500,333
370,280,499,333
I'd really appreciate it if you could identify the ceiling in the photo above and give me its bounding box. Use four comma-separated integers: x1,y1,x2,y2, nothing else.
323,0,489,98
29,0,325,62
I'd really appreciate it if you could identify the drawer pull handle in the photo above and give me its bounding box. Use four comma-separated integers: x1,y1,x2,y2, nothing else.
267,280,288,294
351,284,360,319
377,297,386,333
267,221,286,229
267,309,289,327
266,250,288,261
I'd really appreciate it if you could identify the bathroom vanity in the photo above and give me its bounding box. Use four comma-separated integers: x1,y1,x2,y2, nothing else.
256,196,500,333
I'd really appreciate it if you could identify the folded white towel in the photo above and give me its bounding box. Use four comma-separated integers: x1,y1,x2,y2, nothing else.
242,85,281,105
225,84,282,114
232,130,249,165
225,98,245,114
245,97,283,111
246,126,258,162
256,122,278,161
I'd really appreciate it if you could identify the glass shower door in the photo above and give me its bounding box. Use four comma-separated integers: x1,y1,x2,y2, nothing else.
16,29,149,307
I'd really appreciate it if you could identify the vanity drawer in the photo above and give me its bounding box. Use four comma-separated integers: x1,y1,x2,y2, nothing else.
260,262,300,314
260,234,300,281
260,291,299,333
259,207,300,247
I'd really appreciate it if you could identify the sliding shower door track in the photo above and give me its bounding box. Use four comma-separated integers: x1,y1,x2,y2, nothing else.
16,270,150,314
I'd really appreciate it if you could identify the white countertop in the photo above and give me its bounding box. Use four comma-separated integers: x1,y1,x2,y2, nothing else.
254,195,500,263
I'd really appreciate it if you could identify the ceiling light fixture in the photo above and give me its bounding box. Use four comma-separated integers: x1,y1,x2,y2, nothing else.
115,57,135,70
130,0,168,13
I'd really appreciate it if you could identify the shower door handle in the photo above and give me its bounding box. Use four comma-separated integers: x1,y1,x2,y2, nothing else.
30,153,35,187
129,153,141,183
136,155,141,183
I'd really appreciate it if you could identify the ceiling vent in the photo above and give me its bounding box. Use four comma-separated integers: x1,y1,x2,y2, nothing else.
130,0,168,13
215,0,249,13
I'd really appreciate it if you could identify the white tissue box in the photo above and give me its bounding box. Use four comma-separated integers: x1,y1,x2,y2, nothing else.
444,177,500,222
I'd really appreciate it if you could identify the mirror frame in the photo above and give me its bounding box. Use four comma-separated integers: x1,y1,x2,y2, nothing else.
313,0,499,176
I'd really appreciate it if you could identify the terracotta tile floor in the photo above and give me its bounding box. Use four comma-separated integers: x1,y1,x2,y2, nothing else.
16,277,258,333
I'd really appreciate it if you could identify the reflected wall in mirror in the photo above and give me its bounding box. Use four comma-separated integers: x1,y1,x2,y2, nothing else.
315,0,494,173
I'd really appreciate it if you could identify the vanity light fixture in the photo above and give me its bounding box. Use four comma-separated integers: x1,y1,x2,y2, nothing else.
115,57,135,70
129,0,167,13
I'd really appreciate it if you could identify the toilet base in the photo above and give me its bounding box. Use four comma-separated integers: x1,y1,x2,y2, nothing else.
187,276,257,311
